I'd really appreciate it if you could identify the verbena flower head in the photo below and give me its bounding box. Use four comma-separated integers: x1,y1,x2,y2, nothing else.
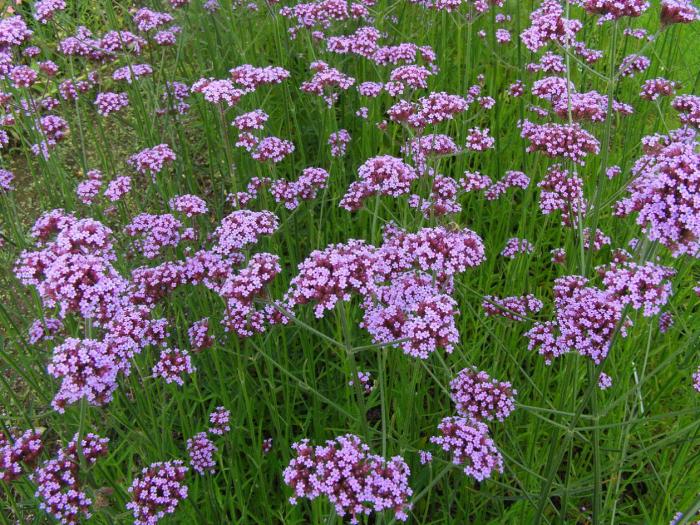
341,155,418,211
0,168,15,193
152,348,195,386
112,64,153,83
0,428,43,481
520,0,582,52
94,91,129,116
661,0,699,24
168,194,208,217
187,432,217,474
124,213,183,259
598,259,675,317
501,237,534,259
283,434,413,523
48,338,119,413
328,129,351,157
482,294,543,321
450,368,516,421
126,461,188,525
520,120,600,164
286,240,379,317
209,407,231,435
129,144,176,175
192,78,245,107
430,417,504,481
598,372,613,390
614,131,700,257
31,433,108,524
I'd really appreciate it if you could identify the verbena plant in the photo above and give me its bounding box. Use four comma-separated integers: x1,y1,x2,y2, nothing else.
1,0,699,523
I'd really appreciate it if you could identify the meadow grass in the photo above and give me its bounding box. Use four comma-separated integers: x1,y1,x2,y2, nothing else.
1,0,700,523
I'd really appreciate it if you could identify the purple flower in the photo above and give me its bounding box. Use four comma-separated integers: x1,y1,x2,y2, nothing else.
483,294,543,321
48,338,120,412
104,176,132,201
614,131,700,257
152,348,195,386
0,168,14,193
450,368,516,421
127,461,188,525
283,434,413,523
129,144,176,176
112,64,153,83
520,120,600,164
501,238,534,259
430,417,504,481
598,372,613,390
169,194,208,217
94,92,129,116
187,432,217,474
341,156,418,211
0,429,43,481
328,129,351,157
32,433,108,524
208,407,231,435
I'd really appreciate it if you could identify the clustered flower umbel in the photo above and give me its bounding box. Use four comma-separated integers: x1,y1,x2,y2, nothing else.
0,428,43,481
615,128,700,258
14,201,284,412
126,461,188,525
430,417,504,481
286,224,485,359
283,434,413,523
31,433,109,524
450,368,516,422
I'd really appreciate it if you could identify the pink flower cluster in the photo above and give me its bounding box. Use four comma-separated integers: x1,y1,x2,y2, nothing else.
32,433,108,524
520,120,600,164
0,429,43,481
501,237,534,259
126,461,189,525
270,167,329,210
341,155,418,211
283,434,413,523
450,368,516,422
152,348,195,386
129,144,177,176
186,432,217,475
94,92,129,116
615,131,700,257
430,417,504,481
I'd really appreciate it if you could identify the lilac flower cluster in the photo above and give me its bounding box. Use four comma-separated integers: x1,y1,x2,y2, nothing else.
186,432,217,475
501,238,535,259
0,429,43,481
341,155,418,211
129,144,177,176
520,120,600,164
126,461,189,525
152,348,195,386
450,368,516,422
270,167,329,210
430,417,504,481
525,276,630,365
615,131,700,257
538,164,586,225
124,213,183,259
328,129,351,157
94,92,129,116
283,434,413,523
209,407,231,435
32,433,108,524
598,259,675,317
